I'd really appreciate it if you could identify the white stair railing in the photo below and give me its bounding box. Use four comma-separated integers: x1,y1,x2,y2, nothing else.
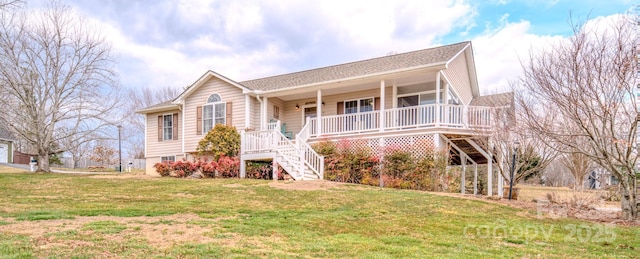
273,129,304,180
296,121,324,179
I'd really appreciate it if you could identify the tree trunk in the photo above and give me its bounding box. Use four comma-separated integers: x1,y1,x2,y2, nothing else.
37,151,50,173
619,174,638,221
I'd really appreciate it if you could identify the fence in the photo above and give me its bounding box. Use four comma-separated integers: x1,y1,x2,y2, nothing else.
59,157,146,169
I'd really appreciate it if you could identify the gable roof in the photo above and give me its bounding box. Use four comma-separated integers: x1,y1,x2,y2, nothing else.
135,100,179,114
240,41,470,92
173,70,249,103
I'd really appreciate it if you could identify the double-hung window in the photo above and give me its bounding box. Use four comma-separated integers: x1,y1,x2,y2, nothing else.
163,114,173,140
202,94,226,132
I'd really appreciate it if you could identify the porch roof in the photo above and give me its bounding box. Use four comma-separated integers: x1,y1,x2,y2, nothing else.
240,41,470,92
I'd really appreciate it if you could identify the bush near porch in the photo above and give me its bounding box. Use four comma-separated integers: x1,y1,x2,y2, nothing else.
313,140,462,192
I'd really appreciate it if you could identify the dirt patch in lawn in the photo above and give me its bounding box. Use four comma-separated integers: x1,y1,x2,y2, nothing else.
268,180,350,191
0,213,221,249
89,174,161,179
425,190,638,226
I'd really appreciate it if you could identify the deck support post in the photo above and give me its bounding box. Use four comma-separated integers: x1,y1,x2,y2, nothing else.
461,155,466,194
272,159,278,182
497,153,504,196
473,163,478,195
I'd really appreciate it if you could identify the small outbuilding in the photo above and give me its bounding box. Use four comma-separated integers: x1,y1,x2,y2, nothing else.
0,125,14,163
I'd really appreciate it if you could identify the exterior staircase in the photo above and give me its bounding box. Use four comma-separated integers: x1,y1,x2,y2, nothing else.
241,120,324,181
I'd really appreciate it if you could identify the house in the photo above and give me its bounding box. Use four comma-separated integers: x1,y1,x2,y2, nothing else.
0,124,14,163
137,41,511,196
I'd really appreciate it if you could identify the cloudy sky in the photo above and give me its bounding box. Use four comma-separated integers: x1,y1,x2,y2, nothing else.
29,0,636,94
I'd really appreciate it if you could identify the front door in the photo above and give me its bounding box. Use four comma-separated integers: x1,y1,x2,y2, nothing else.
303,106,317,126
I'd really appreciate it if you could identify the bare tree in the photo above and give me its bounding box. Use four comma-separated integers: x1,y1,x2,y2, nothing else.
0,2,122,172
472,93,557,190
0,0,23,10
125,86,180,159
518,15,638,220
559,149,596,190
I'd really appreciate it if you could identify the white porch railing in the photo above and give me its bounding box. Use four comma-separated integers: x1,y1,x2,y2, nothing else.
309,104,493,136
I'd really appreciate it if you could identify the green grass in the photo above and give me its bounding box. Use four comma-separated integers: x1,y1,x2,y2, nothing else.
0,167,638,258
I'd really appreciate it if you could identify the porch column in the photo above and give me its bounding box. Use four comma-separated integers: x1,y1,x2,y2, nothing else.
240,131,246,178
435,71,441,127
272,159,278,182
488,154,493,196
461,155,466,194
245,94,251,129
443,81,449,124
473,163,478,195
317,89,322,135
379,80,385,132
263,96,269,130
392,84,397,108
497,153,504,196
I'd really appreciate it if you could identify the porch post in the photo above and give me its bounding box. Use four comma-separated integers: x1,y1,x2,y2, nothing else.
435,71,441,127
461,155,466,194
443,81,449,124
392,84,397,108
272,159,278,182
261,96,269,130
245,94,251,129
473,163,478,195
488,153,493,196
380,80,385,131
497,153,504,196
240,131,246,178
316,89,322,135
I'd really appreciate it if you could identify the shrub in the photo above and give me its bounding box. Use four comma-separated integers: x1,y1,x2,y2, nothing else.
153,162,172,177
172,160,200,178
197,124,240,160
313,140,380,185
153,156,239,178
216,156,240,178
314,140,453,192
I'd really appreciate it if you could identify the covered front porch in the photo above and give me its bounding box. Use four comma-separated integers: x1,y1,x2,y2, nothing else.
248,69,495,139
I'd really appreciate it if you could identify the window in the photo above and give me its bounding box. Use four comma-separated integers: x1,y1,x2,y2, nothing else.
344,98,374,114
158,113,178,141
163,114,173,140
203,94,225,132
161,156,175,162
344,98,374,131
273,105,280,120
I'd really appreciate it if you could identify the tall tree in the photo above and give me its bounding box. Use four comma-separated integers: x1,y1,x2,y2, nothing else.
518,15,638,220
0,2,121,172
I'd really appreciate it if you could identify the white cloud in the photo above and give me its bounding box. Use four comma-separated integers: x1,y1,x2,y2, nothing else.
472,17,564,94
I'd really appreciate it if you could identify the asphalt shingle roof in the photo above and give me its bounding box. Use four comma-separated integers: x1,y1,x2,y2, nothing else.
239,41,469,91
0,124,14,140
470,92,514,107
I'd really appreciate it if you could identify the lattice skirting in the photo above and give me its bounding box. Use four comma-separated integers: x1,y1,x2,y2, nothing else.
331,134,437,159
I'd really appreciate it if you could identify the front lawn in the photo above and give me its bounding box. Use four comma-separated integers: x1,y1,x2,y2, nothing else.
0,166,637,258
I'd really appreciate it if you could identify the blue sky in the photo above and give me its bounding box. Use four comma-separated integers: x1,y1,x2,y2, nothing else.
29,0,637,94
